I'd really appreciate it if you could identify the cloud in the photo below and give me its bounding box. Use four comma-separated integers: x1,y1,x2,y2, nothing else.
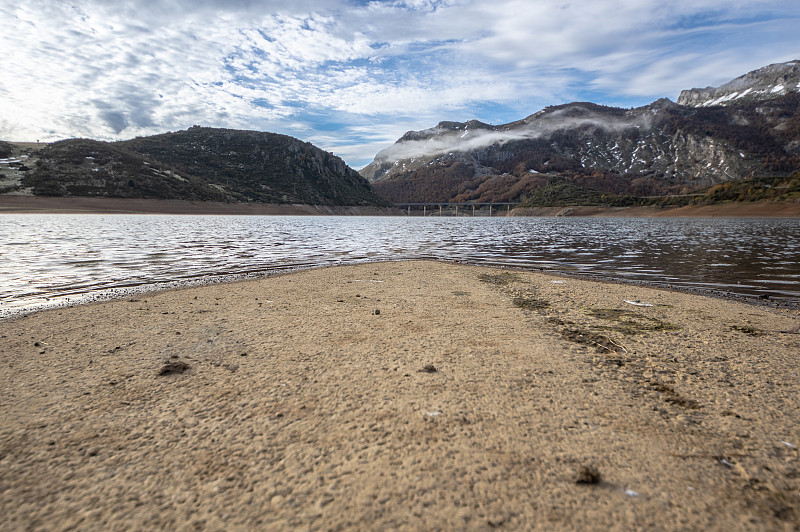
1,0,799,168
369,105,655,164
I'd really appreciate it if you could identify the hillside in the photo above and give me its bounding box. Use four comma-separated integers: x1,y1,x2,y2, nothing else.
120,128,388,206
515,172,800,209
362,61,800,205
3,128,390,208
20,139,230,201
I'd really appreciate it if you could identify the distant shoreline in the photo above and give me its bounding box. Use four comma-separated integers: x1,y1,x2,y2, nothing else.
509,200,800,218
0,195,798,217
0,196,401,216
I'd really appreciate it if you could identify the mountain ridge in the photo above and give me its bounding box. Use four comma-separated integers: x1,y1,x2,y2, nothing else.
1,127,391,208
678,60,800,107
362,60,800,205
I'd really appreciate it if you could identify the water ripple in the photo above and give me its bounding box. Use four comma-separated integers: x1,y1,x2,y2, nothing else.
1,214,798,318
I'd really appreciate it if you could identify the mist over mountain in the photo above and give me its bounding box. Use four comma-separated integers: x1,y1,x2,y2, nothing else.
362,61,800,204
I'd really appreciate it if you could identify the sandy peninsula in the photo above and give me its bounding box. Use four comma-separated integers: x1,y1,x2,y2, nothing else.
1,261,799,530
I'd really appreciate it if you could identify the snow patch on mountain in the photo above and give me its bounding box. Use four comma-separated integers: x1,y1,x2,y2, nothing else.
361,105,655,181
678,60,800,107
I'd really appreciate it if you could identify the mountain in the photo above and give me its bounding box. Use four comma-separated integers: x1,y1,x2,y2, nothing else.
362,61,800,204
678,61,800,107
6,128,390,207
18,138,231,201
120,128,387,206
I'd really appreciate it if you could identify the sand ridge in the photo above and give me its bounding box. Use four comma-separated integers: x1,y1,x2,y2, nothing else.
1,261,799,530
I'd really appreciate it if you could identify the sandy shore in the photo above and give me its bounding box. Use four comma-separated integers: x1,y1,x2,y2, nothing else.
1,261,799,530
0,196,400,216
2,195,799,217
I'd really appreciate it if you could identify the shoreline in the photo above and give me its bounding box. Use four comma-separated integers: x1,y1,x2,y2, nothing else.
1,195,799,216
0,196,400,216
509,200,800,218
3,257,797,324
1,261,798,529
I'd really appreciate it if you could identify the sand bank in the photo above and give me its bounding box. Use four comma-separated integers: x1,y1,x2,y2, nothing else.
1,261,799,530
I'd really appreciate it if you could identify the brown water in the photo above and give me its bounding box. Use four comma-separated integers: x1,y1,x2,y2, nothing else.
1,214,798,318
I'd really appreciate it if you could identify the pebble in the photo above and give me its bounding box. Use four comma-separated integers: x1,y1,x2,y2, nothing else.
575,465,601,484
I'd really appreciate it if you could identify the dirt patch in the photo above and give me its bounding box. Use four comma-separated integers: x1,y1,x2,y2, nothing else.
730,325,764,337
587,308,680,335
512,296,550,311
158,361,190,376
560,327,621,353
647,379,701,409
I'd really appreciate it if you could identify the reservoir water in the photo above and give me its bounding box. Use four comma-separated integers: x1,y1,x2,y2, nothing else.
1,214,798,318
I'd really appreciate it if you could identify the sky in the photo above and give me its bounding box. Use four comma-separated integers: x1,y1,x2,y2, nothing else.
2,1,799,169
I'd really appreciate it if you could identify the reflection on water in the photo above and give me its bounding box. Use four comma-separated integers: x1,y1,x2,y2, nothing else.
1,214,798,318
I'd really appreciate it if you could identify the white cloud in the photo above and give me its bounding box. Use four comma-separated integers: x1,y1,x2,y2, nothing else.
1,0,798,167
369,104,656,165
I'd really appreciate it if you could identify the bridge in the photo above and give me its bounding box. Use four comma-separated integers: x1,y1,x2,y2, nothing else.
393,202,518,216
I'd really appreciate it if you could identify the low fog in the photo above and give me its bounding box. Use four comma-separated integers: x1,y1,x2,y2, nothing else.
373,107,654,164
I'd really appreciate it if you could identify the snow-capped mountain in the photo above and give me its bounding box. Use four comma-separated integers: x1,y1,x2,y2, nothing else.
361,61,800,203
678,61,800,107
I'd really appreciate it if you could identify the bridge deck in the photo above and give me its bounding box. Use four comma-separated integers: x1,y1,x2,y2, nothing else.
394,202,517,207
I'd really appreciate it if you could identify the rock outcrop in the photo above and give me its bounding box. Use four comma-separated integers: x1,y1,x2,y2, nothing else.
678,61,800,107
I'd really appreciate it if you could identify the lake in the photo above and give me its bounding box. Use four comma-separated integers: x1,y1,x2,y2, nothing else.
1,214,798,319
